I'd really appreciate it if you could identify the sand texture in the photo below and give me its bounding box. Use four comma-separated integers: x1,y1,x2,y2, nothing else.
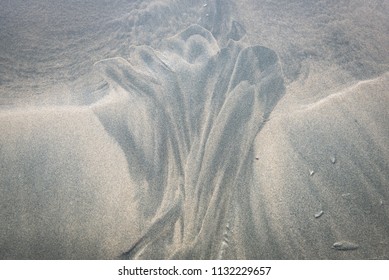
0,0,388,259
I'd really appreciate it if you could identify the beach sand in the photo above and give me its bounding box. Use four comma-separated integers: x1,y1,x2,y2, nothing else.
0,0,388,259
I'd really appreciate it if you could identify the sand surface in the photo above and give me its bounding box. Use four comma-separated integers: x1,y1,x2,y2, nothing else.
0,0,388,259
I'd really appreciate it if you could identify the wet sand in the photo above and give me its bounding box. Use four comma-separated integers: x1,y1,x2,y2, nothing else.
0,0,388,259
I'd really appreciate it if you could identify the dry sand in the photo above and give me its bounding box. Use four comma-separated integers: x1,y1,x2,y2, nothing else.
0,0,388,259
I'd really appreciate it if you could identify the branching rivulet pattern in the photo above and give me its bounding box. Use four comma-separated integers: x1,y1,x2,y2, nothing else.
92,24,285,259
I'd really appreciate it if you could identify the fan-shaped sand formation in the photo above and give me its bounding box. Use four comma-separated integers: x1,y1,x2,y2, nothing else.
93,24,285,259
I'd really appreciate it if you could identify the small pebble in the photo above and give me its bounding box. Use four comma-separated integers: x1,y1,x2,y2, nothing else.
309,170,315,176
314,210,324,218
332,241,359,251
